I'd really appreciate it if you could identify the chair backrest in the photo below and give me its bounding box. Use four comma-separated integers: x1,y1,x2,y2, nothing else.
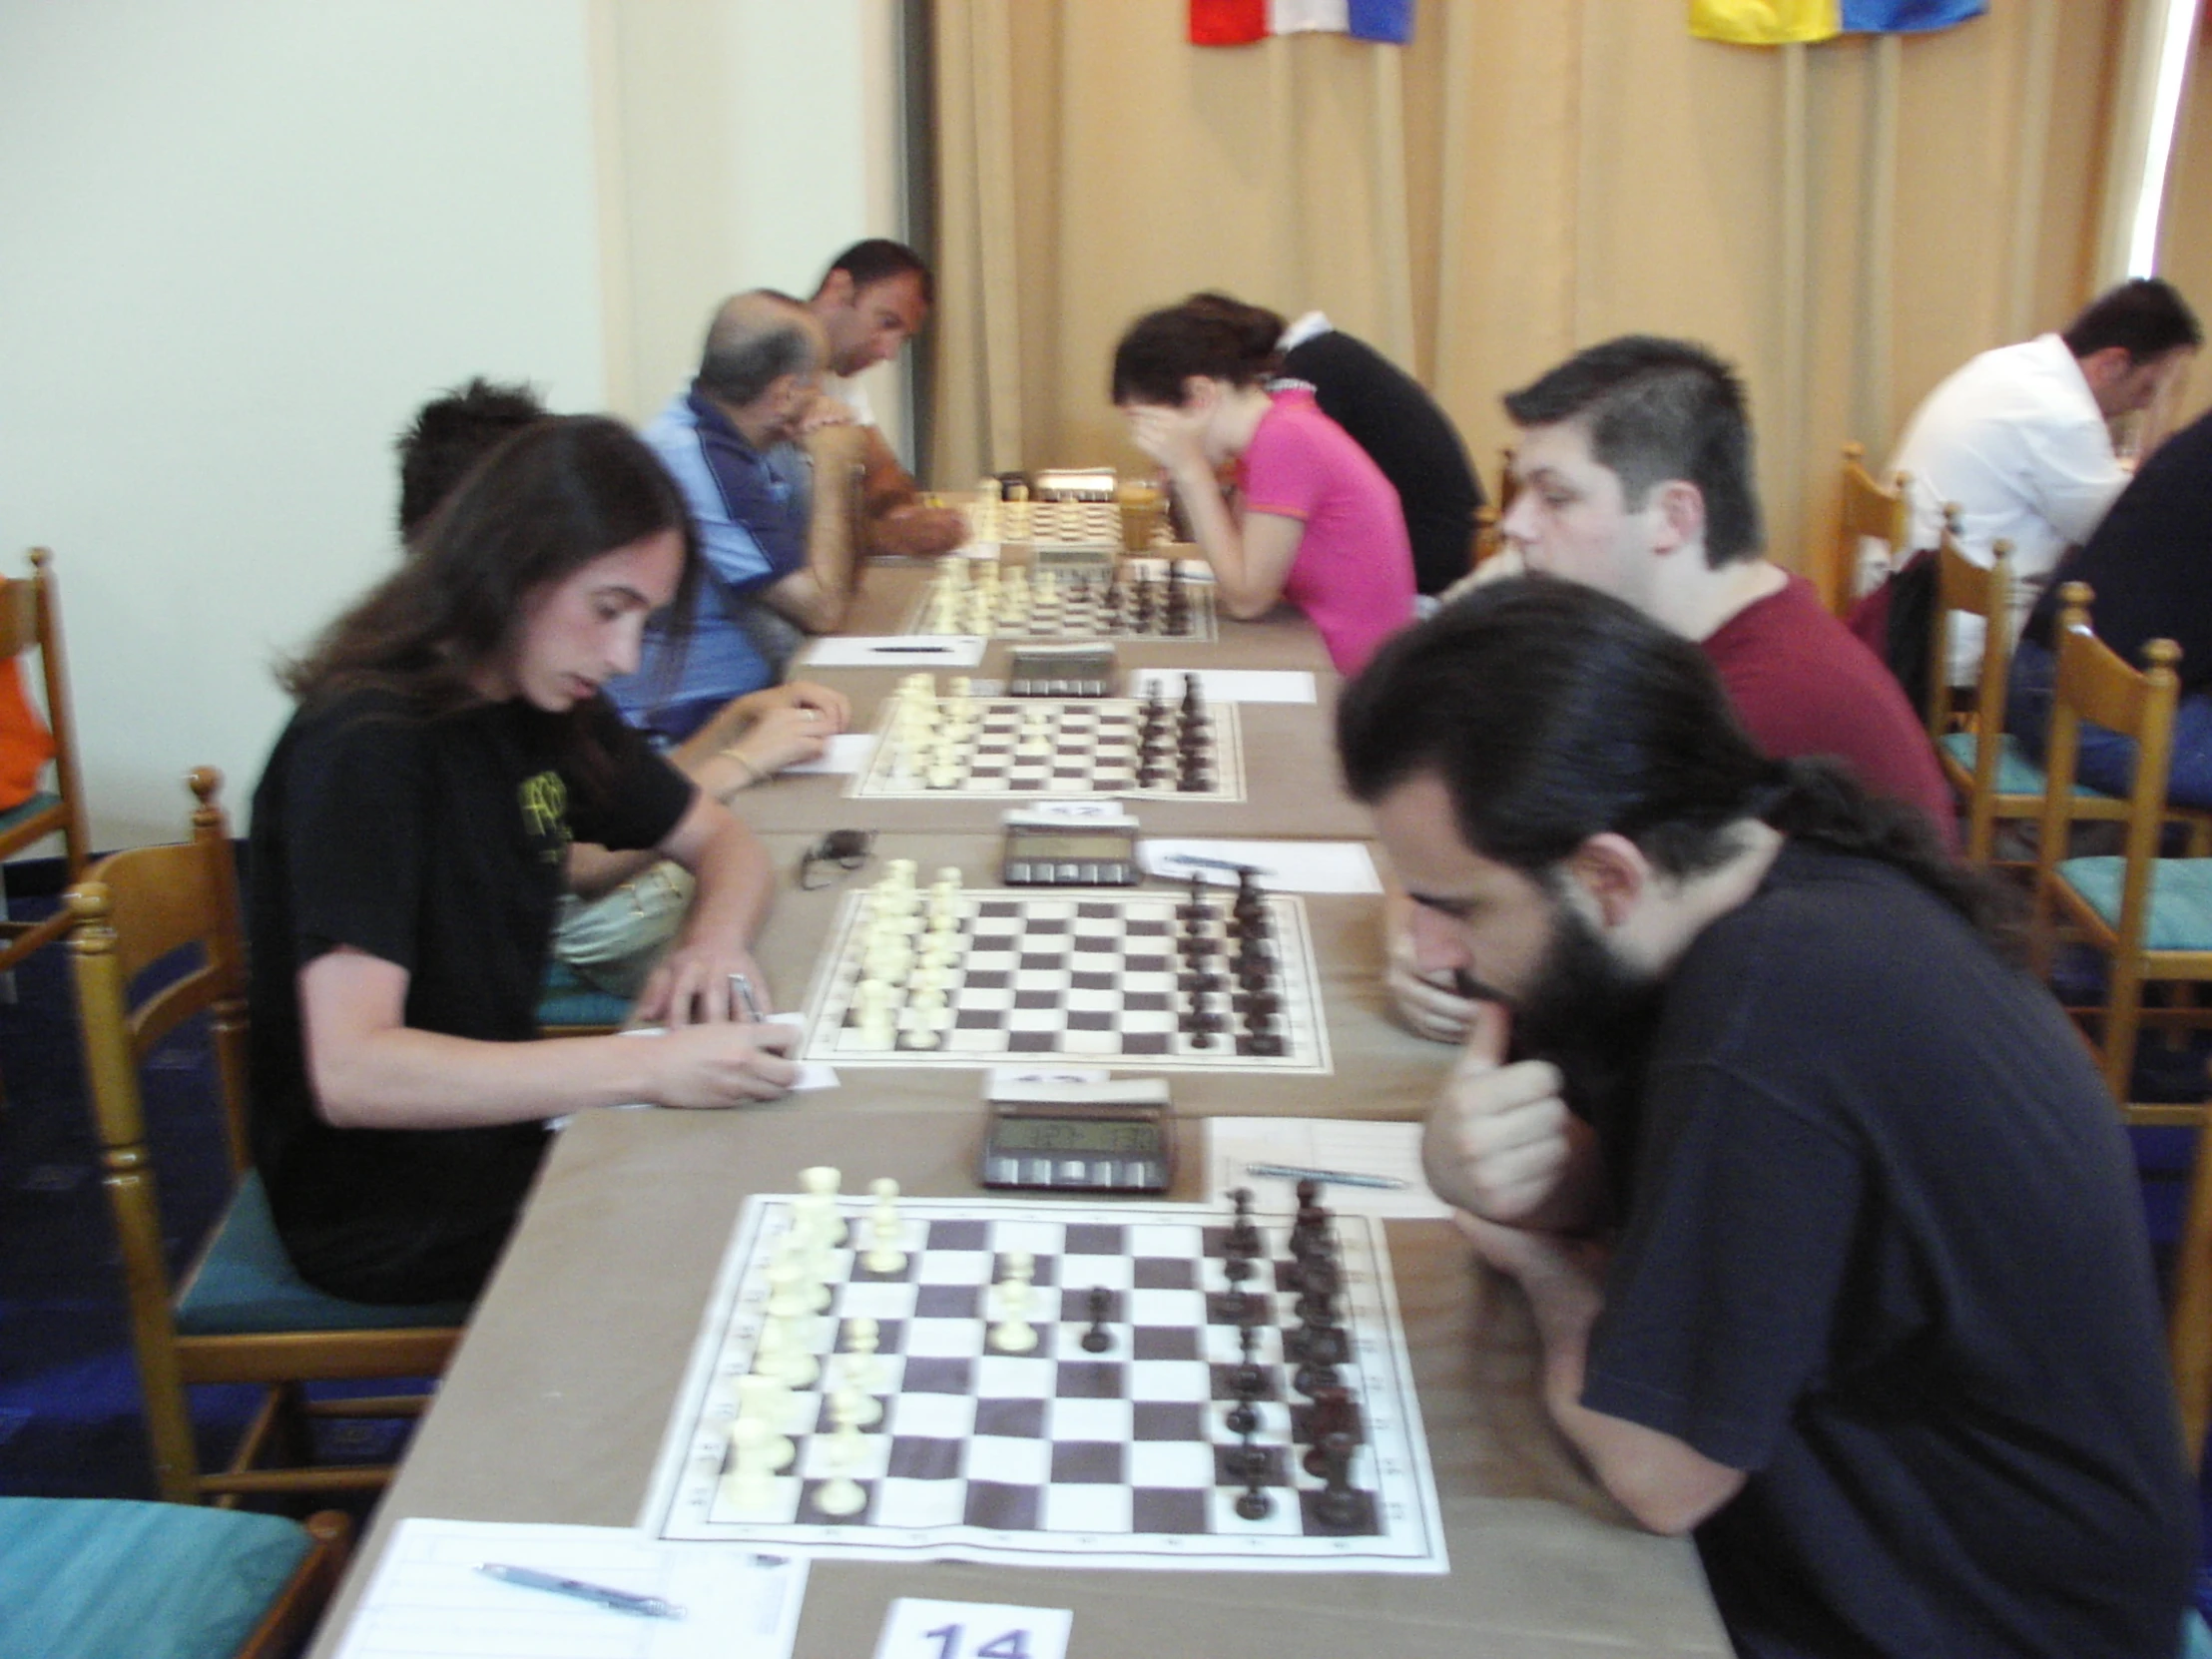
0,548,90,870
2031,584,2181,956
1825,442,1913,616
1926,513,2006,733
69,767,252,1188
1928,521,2014,861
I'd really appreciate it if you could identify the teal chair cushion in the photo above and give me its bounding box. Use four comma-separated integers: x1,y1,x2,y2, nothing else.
175,1171,469,1336
1939,730,2116,801
2057,856,2212,950
536,957,630,1029
0,789,59,839
0,1497,309,1659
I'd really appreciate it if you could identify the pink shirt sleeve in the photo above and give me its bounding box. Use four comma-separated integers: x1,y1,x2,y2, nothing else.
1240,412,1328,523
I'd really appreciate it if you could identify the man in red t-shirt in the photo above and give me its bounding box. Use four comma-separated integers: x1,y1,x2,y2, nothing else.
1389,335,1954,1042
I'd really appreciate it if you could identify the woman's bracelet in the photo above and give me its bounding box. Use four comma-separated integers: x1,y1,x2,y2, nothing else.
717,750,767,801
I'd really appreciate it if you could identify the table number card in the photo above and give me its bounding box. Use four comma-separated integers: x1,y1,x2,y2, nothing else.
874,1599,1072,1659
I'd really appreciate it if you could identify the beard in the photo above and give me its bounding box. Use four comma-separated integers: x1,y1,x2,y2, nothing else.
1461,894,1667,1163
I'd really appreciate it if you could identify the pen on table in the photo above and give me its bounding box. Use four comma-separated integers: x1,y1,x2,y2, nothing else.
1245,1161,1408,1192
868,644,959,654
476,1563,684,1620
729,972,766,1023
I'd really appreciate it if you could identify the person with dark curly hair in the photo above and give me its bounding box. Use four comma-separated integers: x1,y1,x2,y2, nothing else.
1342,578,2193,1659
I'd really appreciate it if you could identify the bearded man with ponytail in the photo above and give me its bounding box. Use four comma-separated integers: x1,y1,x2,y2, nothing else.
1341,578,2193,1658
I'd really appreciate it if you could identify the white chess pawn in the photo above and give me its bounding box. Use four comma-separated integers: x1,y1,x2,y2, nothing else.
851,980,896,1048
860,1182,905,1272
990,1252,1039,1354
759,1314,818,1390
727,1413,781,1512
832,1368,884,1428
811,1391,870,1517
736,1372,796,1470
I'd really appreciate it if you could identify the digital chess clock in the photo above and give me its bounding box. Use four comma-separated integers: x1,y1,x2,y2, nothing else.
980,1081,1175,1194
1006,642,1115,698
1001,812,1141,886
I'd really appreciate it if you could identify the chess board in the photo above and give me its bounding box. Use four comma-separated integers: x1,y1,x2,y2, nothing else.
904,573,1218,643
850,698,1246,802
965,499,1125,551
797,888,1331,1074
637,1194,1448,1572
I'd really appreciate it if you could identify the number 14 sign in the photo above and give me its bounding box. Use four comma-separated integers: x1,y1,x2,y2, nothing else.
874,1598,1074,1659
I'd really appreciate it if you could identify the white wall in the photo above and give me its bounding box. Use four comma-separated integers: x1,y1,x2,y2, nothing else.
597,0,910,453
0,0,901,850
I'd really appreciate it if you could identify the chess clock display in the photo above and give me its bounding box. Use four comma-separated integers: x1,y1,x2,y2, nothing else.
1000,813,1140,885
1005,642,1116,698
979,1081,1174,1194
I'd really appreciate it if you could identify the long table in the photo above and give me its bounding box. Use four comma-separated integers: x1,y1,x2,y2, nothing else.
305,1108,1731,1658
741,564,1375,839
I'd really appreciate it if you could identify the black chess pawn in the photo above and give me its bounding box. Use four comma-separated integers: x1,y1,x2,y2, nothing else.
1302,1386,1363,1476
1178,872,1213,921
1235,1479,1274,1521
1223,1439,1269,1482
1312,1430,1363,1528
1080,1286,1114,1354
1228,1188,1263,1256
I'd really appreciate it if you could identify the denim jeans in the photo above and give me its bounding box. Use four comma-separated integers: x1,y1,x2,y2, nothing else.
2008,636,2212,810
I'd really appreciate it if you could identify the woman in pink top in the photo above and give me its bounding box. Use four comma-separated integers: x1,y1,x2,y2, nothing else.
1111,302,1415,675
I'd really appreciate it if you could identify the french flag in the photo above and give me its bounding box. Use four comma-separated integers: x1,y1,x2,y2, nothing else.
1190,0,1414,47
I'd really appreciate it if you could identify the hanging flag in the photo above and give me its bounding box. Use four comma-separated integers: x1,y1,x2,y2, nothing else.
1190,0,1268,45
1190,0,1413,46
1690,0,1840,45
1839,0,1984,30
1691,0,1983,44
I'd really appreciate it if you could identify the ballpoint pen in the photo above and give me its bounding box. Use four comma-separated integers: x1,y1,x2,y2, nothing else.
1245,1161,1408,1191
729,972,766,1022
476,1562,684,1620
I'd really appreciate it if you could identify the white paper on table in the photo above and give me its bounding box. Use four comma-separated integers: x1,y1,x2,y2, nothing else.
559,1017,835,1126
801,635,986,668
780,732,876,775
1206,1118,1452,1220
327,1515,808,1659
1139,838,1381,894
1004,799,1133,825
1127,667,1316,704
985,1064,1111,1093
873,1598,1073,1659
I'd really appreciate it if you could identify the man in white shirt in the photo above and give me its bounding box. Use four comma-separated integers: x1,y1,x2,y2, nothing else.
1886,277,2198,680
803,239,966,559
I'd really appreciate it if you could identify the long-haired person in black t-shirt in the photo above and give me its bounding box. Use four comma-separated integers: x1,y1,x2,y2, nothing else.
248,416,796,1305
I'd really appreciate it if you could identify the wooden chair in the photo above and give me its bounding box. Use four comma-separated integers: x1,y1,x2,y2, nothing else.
2028,584,2212,1118
0,547,91,980
0,1499,349,1659
1926,531,2042,866
68,766,467,1506
1826,443,1912,617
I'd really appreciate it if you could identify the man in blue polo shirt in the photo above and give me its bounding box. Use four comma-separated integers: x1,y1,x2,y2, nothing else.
611,289,865,746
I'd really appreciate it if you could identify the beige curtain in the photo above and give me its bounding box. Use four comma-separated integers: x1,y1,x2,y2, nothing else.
930,0,2140,583
2157,1,2212,427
